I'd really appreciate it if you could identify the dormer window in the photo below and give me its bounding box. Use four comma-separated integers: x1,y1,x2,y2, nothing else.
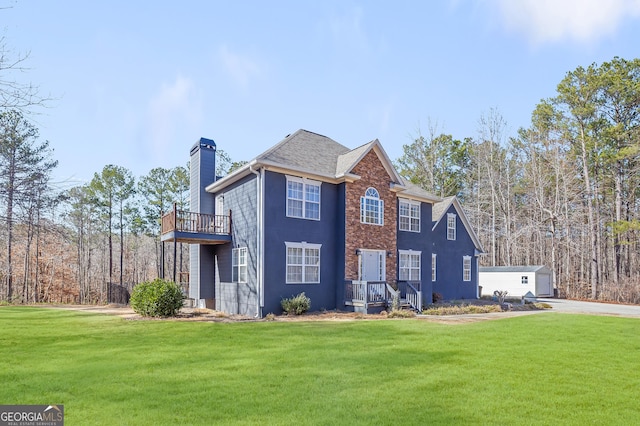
360,187,383,225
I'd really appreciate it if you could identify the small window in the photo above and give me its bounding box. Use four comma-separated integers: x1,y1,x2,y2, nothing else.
399,250,421,281
285,242,321,284
447,213,457,240
521,276,528,285
286,176,321,220
432,253,437,281
399,199,420,232
232,247,247,283
361,187,384,225
463,256,471,281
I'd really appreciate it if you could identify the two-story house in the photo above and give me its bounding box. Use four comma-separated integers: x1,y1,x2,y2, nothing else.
160,130,483,317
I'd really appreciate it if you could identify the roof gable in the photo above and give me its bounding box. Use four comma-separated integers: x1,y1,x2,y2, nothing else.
432,196,484,253
337,139,403,184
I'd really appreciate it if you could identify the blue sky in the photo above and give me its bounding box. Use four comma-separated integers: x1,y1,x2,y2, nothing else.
6,0,640,185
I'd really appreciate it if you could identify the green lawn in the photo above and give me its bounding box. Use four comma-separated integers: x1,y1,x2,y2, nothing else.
1,308,639,425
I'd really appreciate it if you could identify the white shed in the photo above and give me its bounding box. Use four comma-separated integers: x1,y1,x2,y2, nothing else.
479,266,553,298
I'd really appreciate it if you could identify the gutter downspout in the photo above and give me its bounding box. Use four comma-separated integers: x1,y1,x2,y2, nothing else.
249,164,263,318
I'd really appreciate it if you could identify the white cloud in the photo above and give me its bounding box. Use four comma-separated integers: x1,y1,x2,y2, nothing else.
491,0,640,45
218,45,264,91
147,75,203,163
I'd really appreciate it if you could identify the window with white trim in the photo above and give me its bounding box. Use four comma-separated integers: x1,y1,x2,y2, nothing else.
399,199,420,232
286,176,321,220
232,247,247,283
447,213,457,240
361,187,384,225
463,256,471,281
521,276,528,285
399,250,421,281
285,242,321,284
432,253,437,281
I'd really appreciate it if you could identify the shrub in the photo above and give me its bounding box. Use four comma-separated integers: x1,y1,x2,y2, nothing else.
493,290,509,305
422,304,502,315
281,292,311,315
130,278,185,317
387,309,416,318
432,292,443,303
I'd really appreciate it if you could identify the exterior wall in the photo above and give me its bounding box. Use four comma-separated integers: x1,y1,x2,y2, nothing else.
262,171,343,314
397,200,434,306
345,150,397,285
189,245,216,300
212,174,258,316
432,205,478,300
479,269,553,297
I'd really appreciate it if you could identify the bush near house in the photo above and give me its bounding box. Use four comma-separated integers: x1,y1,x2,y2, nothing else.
281,292,311,315
130,278,184,317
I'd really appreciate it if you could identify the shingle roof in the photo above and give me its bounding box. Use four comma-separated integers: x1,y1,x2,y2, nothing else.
432,196,456,222
208,129,439,204
400,180,440,203
257,129,350,176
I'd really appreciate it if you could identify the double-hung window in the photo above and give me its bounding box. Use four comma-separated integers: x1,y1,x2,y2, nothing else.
399,250,421,281
447,213,457,240
361,187,383,225
285,242,321,284
232,247,248,283
286,176,320,220
399,199,420,232
463,256,471,281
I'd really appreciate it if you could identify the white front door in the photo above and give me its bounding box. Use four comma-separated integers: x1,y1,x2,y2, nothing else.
361,250,386,282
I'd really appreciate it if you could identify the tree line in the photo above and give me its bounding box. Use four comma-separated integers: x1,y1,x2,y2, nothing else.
397,57,640,302
1,56,639,304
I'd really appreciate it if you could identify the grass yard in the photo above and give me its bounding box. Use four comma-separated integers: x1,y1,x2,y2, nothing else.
1,308,639,425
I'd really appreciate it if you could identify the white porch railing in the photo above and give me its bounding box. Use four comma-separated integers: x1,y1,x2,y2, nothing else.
345,281,388,306
404,281,422,311
396,281,422,311
346,280,423,311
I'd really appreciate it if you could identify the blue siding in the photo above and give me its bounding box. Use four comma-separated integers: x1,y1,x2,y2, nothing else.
263,171,343,314
397,200,434,306
190,140,216,214
211,174,259,316
334,183,346,308
432,205,478,300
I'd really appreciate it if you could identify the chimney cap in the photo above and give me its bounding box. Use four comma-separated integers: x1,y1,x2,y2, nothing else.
190,137,216,155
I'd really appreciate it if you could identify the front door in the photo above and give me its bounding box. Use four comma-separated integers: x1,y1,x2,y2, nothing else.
361,250,386,282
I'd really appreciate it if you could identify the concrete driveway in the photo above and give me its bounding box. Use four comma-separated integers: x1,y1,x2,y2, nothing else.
537,298,640,318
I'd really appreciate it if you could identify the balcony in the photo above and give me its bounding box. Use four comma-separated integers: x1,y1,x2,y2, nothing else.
160,204,231,245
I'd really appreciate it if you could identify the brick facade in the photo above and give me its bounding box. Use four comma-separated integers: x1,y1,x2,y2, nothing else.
345,149,398,284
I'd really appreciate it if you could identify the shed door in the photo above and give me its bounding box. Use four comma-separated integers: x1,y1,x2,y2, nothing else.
537,273,552,296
